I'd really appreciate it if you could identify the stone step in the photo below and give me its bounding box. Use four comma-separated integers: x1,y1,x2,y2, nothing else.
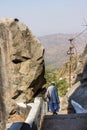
40,113,87,130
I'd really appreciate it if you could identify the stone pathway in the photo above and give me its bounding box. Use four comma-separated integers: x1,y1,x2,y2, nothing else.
40,113,87,130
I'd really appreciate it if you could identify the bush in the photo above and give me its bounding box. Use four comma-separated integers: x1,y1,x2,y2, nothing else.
45,67,69,97
56,79,69,97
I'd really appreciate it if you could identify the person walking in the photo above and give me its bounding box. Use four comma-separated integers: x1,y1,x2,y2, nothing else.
45,81,60,115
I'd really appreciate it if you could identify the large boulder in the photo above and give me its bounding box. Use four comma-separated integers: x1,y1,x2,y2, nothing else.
0,18,46,118
67,44,87,112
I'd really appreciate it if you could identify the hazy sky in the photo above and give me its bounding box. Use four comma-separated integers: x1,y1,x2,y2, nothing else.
0,0,87,36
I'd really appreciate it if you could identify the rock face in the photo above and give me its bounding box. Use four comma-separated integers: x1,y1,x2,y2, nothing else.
0,18,45,119
60,45,87,113
67,44,87,112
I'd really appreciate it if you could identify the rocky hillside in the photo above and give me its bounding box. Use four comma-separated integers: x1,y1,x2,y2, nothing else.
67,44,87,110
59,44,87,113
39,33,87,68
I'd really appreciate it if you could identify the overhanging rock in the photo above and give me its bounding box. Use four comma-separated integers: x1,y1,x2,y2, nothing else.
0,18,46,123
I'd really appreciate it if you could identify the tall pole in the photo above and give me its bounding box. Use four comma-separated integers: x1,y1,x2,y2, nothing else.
67,39,74,87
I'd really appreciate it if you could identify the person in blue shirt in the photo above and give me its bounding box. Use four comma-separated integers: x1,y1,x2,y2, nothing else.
45,81,60,115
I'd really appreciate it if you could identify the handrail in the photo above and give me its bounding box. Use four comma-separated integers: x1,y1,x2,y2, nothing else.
9,97,46,130
71,100,87,113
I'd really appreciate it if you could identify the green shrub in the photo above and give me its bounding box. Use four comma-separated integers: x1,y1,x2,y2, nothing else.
56,79,69,97
45,67,69,97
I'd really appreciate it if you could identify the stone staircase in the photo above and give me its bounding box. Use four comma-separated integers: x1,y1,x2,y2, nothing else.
8,98,87,130
40,113,87,130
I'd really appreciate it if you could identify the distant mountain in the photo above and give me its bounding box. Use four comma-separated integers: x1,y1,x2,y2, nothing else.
39,33,87,68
